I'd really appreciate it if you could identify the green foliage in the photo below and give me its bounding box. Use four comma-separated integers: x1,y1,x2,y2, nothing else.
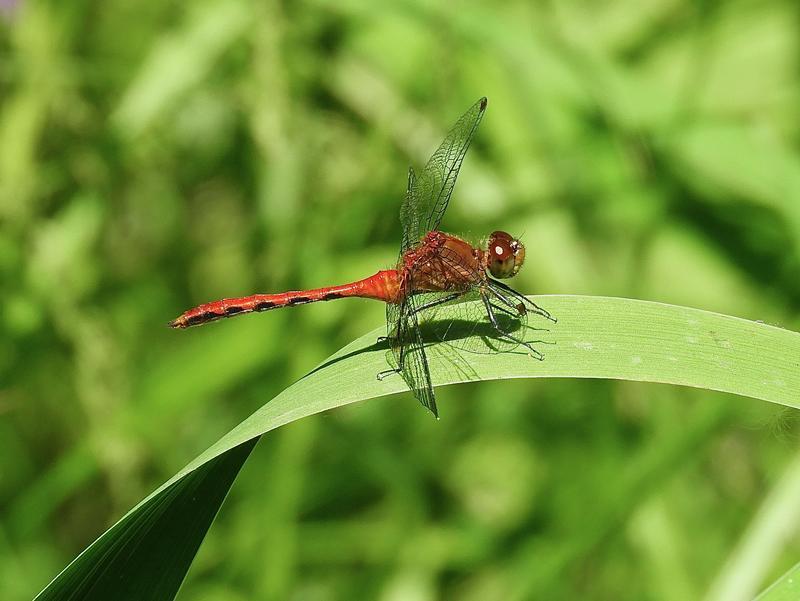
2,1,800,599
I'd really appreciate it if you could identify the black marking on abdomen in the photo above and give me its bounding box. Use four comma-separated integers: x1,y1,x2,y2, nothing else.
186,314,207,326
255,301,275,311
288,296,311,305
323,292,343,301
225,306,244,315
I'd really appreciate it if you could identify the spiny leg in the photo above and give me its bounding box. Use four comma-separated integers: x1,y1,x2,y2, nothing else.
481,293,544,360
489,301,518,319
487,283,552,338
489,289,555,349
376,367,400,380
487,286,551,337
377,344,403,380
489,286,527,317
408,292,462,317
376,331,406,381
489,278,556,322
486,287,551,347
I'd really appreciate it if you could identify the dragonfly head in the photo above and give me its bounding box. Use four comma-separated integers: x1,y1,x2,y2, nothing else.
486,231,525,279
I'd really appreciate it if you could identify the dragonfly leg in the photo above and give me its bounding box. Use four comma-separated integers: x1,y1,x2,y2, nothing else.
487,291,551,344
488,285,527,316
489,279,556,323
481,293,544,360
489,301,518,319
487,288,550,334
408,292,462,317
377,331,407,380
376,367,401,381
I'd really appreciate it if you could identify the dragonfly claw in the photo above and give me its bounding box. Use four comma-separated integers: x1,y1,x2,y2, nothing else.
376,368,400,381
521,342,545,361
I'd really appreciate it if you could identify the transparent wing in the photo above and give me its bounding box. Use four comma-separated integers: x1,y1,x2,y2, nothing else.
400,167,419,254
386,297,438,417
400,97,487,252
384,284,538,418
417,289,529,356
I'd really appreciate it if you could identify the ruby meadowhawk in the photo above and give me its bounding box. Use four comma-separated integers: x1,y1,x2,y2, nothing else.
171,97,555,417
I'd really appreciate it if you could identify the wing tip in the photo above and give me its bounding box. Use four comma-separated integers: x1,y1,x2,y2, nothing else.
479,96,488,111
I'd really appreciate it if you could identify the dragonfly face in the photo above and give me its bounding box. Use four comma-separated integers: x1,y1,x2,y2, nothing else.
486,230,525,279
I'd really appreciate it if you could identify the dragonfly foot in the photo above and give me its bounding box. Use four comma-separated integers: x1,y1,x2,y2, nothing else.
376,368,400,381
521,342,545,361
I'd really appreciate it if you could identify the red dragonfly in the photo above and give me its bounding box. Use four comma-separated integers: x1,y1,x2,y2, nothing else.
171,97,554,417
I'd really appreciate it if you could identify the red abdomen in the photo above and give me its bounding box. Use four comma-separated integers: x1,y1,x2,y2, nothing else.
170,269,401,328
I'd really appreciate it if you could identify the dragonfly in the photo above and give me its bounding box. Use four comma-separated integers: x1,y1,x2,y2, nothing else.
171,97,555,417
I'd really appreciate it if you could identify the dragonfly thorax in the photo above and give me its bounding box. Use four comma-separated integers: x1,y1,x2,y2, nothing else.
485,231,525,279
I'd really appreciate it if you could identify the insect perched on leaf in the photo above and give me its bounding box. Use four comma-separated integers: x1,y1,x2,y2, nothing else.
171,97,555,417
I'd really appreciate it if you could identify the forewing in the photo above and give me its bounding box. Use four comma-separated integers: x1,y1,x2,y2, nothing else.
400,97,487,251
400,168,419,253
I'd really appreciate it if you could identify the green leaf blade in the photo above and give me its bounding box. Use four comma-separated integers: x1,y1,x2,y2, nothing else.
757,561,800,601
34,296,800,601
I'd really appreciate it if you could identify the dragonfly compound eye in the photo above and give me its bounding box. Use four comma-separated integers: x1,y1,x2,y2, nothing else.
487,231,524,279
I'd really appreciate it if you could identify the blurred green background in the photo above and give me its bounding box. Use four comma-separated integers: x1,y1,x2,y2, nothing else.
2,0,800,599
